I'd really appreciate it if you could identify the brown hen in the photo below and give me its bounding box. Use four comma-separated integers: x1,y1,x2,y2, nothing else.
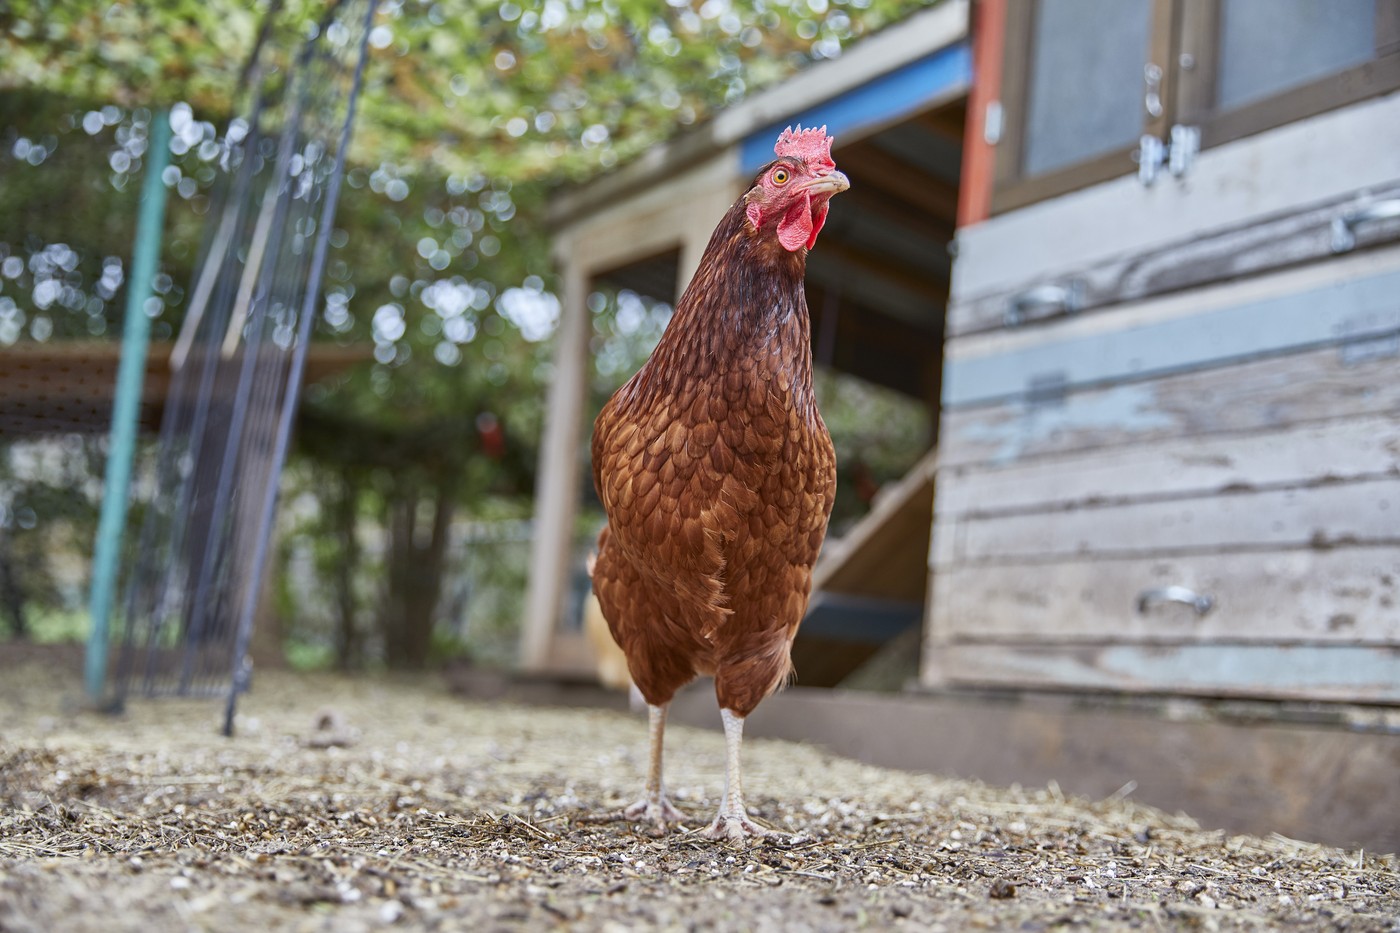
590,125,848,841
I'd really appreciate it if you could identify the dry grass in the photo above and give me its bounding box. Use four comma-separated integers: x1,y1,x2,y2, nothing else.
1,645,1396,932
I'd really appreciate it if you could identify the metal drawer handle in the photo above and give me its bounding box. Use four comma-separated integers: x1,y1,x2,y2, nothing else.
1136,586,1214,617
1005,282,1082,326
1331,199,1400,253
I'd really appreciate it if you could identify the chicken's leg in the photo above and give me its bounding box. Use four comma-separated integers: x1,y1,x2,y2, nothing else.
624,703,686,827
702,708,784,842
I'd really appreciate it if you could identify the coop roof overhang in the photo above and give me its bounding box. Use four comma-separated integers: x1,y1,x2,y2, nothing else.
547,0,970,231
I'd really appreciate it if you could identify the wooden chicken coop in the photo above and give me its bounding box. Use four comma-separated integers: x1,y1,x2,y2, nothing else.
528,0,1400,851
931,0,1400,703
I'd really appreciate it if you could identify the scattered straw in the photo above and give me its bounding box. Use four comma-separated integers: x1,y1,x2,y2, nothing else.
0,647,1395,932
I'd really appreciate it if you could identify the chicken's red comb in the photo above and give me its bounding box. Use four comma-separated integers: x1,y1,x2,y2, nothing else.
774,124,835,171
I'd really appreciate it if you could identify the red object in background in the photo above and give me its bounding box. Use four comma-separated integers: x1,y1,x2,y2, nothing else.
475,411,505,459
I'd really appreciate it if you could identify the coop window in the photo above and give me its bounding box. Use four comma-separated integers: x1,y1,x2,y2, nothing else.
1021,0,1155,178
1176,0,1400,150
992,0,1400,214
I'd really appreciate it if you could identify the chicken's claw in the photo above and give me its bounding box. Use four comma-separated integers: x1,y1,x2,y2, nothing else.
623,794,687,830
701,812,792,844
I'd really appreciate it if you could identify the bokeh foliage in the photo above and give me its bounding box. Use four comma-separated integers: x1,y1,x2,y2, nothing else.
1,0,938,666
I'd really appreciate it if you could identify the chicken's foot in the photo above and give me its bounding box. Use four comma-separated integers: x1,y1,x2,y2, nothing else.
701,708,791,843
622,703,686,829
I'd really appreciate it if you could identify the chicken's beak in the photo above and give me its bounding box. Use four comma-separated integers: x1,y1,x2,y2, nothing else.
797,170,850,197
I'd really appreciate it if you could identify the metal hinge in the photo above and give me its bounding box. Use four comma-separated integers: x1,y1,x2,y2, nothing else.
1137,124,1200,187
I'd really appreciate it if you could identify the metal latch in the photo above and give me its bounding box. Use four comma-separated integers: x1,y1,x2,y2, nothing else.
1137,124,1200,186
1136,586,1214,616
1331,198,1400,252
1005,281,1083,326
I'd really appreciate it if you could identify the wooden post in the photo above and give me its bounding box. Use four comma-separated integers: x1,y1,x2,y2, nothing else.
519,256,591,671
957,0,1005,229
927,1,1007,688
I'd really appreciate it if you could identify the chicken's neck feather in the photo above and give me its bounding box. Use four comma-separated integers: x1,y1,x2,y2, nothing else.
621,200,816,411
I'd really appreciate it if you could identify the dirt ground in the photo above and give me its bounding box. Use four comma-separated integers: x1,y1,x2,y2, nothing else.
1,646,1396,932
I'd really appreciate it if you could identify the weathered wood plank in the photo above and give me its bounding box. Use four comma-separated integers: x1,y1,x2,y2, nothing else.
950,180,1400,337
950,91,1400,315
934,476,1400,564
951,239,1400,362
932,549,1400,644
923,643,1400,703
937,337,1400,467
937,414,1400,518
942,264,1400,407
673,683,1400,855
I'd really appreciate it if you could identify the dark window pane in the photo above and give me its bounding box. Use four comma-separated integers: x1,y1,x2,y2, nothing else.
1023,0,1153,177
1218,0,1376,110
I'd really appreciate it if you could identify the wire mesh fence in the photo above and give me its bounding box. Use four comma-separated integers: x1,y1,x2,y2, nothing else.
110,1,378,732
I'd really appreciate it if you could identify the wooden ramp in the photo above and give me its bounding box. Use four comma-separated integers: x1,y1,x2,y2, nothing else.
792,446,938,687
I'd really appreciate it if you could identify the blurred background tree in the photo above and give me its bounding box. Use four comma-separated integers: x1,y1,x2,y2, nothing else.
0,0,936,668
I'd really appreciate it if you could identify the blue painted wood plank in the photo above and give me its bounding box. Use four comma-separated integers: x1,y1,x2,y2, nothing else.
943,267,1400,408
740,41,973,174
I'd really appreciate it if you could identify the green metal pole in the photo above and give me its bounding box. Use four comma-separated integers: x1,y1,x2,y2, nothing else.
85,109,172,703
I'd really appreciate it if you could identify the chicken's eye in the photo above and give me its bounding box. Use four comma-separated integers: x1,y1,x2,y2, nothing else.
772,168,790,186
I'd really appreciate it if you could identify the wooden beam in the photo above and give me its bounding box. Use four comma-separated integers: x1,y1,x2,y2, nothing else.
837,182,955,243
520,260,592,671
841,141,960,219
916,100,967,145
807,285,937,399
662,683,1400,854
818,237,949,304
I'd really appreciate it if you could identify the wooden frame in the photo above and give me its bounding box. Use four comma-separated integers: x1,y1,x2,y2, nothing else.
991,0,1400,215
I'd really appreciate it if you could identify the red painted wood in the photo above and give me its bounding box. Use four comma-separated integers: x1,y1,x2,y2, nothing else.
957,0,1005,229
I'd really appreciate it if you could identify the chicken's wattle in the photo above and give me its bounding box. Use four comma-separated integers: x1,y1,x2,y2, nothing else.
777,193,815,252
